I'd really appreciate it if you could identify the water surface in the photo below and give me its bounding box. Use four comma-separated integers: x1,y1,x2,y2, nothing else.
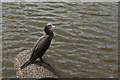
2,2,118,78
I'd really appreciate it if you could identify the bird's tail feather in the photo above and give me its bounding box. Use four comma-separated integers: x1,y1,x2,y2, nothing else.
20,60,31,69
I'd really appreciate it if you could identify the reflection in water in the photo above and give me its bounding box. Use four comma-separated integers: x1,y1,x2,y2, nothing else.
2,2,118,78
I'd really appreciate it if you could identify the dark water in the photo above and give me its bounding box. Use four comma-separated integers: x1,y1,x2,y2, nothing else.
2,2,118,78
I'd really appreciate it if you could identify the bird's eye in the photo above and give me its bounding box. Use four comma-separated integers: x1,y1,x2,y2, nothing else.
48,25,52,29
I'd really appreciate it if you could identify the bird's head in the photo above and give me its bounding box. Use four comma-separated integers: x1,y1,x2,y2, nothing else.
46,23,55,29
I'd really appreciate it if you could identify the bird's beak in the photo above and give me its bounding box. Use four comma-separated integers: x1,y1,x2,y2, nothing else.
52,25,55,28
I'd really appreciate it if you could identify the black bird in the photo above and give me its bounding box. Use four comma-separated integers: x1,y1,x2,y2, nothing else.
20,23,55,69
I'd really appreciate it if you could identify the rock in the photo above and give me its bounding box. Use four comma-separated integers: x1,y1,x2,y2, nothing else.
13,50,59,79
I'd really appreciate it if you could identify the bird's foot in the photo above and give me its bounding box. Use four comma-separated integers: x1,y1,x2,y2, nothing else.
40,58,51,66
41,58,45,63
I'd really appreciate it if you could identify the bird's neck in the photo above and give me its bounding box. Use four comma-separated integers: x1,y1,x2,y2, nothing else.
44,26,53,36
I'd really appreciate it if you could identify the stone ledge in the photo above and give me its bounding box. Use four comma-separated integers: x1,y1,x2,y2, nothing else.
13,50,59,79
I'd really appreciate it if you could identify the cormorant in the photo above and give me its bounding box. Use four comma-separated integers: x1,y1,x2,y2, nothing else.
20,23,55,69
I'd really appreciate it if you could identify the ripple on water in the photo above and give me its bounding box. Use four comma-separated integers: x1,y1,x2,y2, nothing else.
2,2,118,78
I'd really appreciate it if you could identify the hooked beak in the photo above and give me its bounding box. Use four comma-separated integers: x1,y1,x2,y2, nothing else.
52,25,55,28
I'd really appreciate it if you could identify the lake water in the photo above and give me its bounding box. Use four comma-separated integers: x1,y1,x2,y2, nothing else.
2,2,118,78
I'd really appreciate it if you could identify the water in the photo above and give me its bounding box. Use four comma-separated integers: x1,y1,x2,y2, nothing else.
2,2,118,78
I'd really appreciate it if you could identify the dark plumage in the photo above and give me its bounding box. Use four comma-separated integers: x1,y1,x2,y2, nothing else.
20,23,55,69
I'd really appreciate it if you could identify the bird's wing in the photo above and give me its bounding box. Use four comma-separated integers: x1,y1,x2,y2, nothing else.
31,34,49,53
29,34,49,60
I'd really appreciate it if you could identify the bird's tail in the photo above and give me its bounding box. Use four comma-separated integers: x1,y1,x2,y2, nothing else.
20,60,31,69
